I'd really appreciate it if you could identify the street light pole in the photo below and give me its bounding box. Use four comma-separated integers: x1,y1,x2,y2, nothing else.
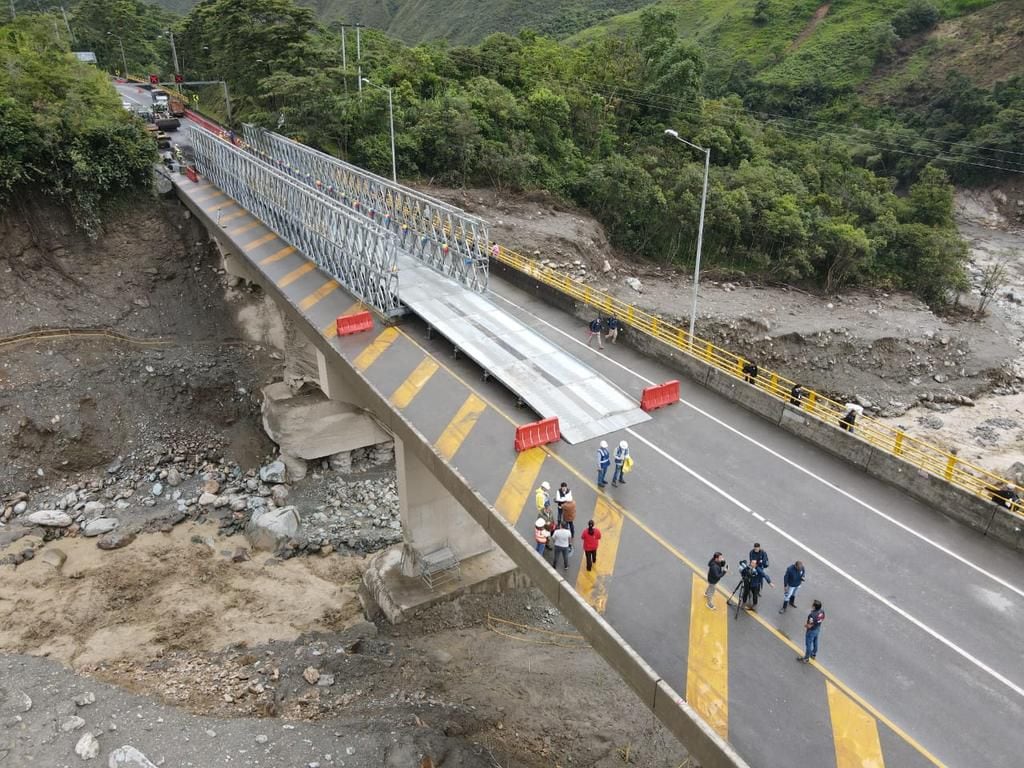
108,32,128,77
665,128,710,347
166,29,180,74
362,77,396,182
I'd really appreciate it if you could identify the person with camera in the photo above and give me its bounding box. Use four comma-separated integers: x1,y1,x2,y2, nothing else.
748,542,769,570
743,559,773,611
705,552,728,610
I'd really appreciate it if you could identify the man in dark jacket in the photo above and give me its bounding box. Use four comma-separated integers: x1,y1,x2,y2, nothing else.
779,561,806,613
748,542,769,570
744,561,773,611
705,552,728,610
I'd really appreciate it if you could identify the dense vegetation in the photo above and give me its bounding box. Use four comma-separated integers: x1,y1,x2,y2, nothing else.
0,15,155,234
9,0,1024,304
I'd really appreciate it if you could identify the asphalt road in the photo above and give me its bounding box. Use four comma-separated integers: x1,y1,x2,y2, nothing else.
158,115,1024,768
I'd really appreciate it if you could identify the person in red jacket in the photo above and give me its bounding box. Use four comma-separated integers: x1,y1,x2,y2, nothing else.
580,519,602,572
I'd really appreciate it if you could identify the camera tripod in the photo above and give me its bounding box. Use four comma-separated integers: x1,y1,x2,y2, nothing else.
725,576,753,620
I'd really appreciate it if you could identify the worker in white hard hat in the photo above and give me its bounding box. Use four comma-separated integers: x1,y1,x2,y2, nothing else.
535,480,552,524
612,440,630,486
597,440,611,488
534,517,550,554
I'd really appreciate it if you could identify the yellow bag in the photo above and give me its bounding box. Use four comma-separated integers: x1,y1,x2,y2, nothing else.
623,455,634,474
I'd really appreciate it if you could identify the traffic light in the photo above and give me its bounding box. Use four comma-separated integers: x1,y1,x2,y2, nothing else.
174,73,184,84
149,74,159,84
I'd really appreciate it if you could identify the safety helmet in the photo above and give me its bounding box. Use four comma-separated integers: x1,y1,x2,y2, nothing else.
535,518,546,528
619,440,628,450
599,440,608,448
541,481,550,491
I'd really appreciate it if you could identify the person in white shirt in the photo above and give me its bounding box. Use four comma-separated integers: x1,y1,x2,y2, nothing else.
550,523,572,572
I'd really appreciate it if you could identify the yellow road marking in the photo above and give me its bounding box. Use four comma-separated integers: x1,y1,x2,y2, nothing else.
278,261,315,288
390,325,943,768
353,327,399,371
827,681,885,768
228,219,261,237
493,448,546,525
322,302,363,338
435,394,487,461
241,231,277,250
219,208,249,225
389,358,440,409
574,496,622,613
260,245,296,266
687,574,729,739
298,280,339,311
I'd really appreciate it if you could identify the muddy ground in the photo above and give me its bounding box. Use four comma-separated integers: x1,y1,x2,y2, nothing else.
0,195,689,767
423,183,1024,479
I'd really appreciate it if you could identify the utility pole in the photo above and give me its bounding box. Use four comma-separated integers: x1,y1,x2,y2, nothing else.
60,5,74,43
356,24,362,93
167,30,179,74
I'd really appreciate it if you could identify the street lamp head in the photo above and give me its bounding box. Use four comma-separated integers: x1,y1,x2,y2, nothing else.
664,129,679,138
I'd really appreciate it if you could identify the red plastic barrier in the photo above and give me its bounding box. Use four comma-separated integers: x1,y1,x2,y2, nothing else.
185,166,199,183
514,416,561,452
336,310,374,336
640,380,680,412
184,109,224,136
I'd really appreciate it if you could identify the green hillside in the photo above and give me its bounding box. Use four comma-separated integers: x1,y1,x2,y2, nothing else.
142,0,654,42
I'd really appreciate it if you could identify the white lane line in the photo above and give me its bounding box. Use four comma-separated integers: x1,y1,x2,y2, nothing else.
627,427,1024,700
488,288,1024,601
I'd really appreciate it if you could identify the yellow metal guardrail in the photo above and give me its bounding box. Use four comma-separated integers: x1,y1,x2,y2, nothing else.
490,245,1024,520
175,117,1023,521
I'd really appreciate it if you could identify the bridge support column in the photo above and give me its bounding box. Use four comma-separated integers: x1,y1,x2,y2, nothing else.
394,434,493,575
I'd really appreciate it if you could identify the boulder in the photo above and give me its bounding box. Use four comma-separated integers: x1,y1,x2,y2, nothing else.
97,531,136,551
259,460,287,484
245,506,300,551
108,747,158,768
83,501,106,516
83,518,119,537
25,510,73,527
165,468,183,487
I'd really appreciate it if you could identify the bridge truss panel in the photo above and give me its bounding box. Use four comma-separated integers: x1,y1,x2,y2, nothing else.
240,125,490,293
190,128,403,317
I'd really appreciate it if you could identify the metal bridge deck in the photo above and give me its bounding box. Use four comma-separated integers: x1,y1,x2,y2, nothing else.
395,252,650,443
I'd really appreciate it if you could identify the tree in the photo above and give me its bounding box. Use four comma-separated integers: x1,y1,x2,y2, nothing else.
905,165,954,227
753,0,771,26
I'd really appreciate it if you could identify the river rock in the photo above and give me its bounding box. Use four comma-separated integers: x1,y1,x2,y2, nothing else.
281,454,307,481
61,715,86,732
41,548,67,570
151,483,163,497
75,731,100,759
25,510,73,527
198,492,217,506
83,501,106,516
83,518,119,537
245,506,300,551
259,460,287,484
108,746,158,768
97,531,136,551
12,501,27,515
270,484,289,506
166,468,182,487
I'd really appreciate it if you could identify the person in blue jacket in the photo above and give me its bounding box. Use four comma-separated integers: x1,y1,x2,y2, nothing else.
743,560,773,611
779,561,806,613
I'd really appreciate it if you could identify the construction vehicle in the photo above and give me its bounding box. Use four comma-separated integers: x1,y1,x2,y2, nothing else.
168,95,186,118
144,124,172,150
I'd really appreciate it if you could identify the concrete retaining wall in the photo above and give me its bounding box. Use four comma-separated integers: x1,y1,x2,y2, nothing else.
491,260,1024,553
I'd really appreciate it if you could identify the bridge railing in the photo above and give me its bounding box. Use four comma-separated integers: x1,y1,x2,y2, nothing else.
190,126,403,317
491,245,1024,518
239,125,490,293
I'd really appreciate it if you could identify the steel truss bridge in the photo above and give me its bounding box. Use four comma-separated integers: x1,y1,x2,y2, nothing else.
240,124,490,294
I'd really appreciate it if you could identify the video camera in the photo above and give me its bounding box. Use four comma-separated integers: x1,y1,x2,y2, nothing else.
737,559,754,581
